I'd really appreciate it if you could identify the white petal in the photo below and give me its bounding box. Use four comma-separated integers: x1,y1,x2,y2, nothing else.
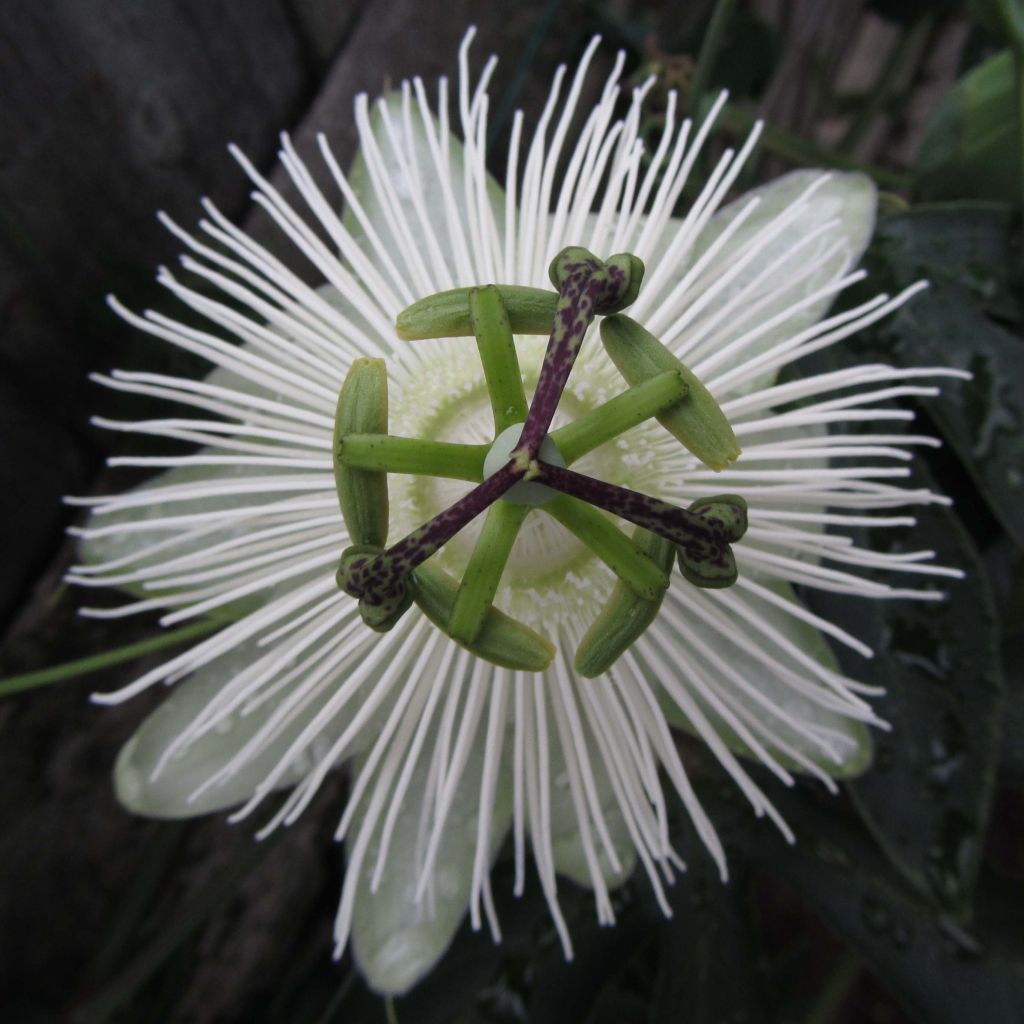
77,462,295,577
547,717,637,889
348,724,513,996
114,620,376,817
675,169,877,392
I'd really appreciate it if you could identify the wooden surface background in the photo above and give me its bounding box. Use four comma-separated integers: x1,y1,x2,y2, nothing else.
0,1,967,1018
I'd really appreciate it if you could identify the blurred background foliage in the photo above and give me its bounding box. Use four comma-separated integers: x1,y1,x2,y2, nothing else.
0,0,1022,1021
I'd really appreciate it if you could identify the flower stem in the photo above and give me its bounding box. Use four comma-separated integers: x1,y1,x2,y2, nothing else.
689,0,736,117
549,370,688,465
448,501,530,644
0,620,220,697
470,285,529,432
543,494,669,600
338,434,487,481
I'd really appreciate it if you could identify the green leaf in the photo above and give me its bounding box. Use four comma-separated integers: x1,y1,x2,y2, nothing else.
856,203,1024,546
987,538,1024,780
651,839,766,1024
808,457,1003,914
915,51,1023,205
725,786,1024,1024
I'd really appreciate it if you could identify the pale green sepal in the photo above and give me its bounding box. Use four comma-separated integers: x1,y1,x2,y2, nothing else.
349,729,514,995
78,461,256,573
114,635,383,818
685,169,877,394
657,580,873,778
345,90,506,284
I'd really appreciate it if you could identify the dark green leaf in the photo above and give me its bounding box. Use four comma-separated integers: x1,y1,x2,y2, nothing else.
999,689,1024,781
651,848,766,1024
914,51,1023,205
716,785,1024,1024
807,459,1002,917
966,0,1024,43
988,538,1024,779
871,202,1023,325
855,204,1024,545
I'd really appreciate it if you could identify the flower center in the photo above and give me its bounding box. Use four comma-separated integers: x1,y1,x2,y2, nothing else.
392,345,617,586
333,248,749,675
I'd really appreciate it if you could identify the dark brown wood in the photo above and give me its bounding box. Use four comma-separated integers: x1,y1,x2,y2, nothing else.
0,0,312,625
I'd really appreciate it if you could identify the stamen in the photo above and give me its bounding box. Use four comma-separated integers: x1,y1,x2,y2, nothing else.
600,313,740,470
543,494,670,600
448,502,530,645
333,244,750,668
469,286,529,432
332,358,389,549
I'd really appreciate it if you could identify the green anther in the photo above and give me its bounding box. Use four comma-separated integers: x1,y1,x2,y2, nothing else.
543,494,670,601
600,314,741,471
549,370,689,465
575,527,675,678
411,564,555,671
448,502,530,645
396,285,558,340
470,286,529,432
339,434,487,482
333,358,390,548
